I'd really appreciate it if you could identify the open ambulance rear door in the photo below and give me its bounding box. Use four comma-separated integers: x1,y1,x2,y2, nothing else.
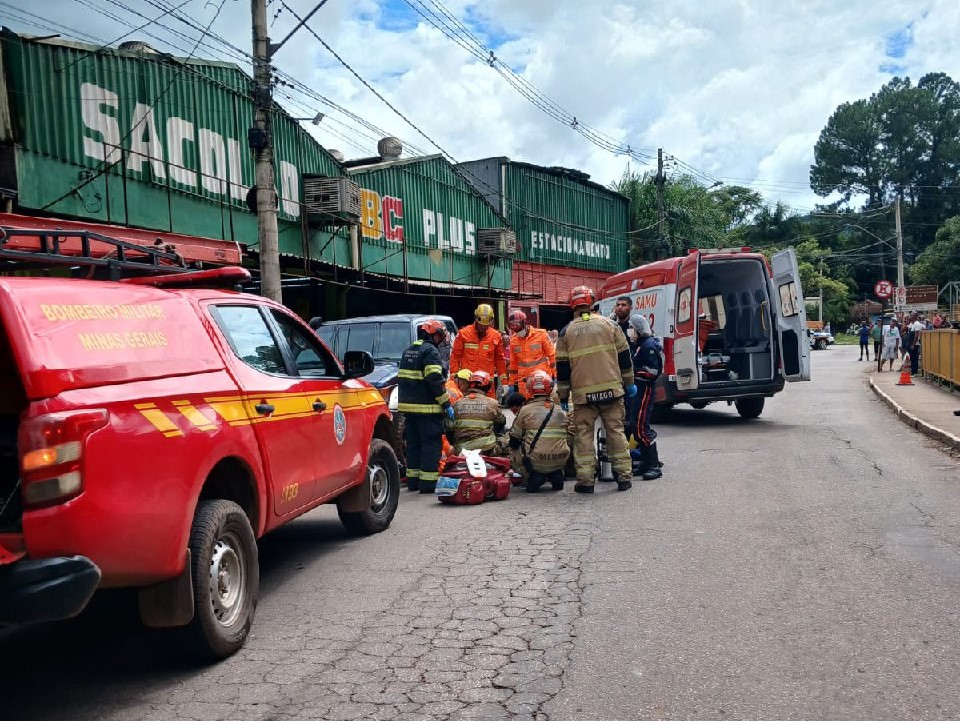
770,248,810,382
673,250,700,392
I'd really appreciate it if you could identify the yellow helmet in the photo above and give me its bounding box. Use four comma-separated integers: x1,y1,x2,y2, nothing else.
474,303,495,326
454,368,473,381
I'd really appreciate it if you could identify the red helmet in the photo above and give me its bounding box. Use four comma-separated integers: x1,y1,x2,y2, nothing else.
568,285,595,310
526,370,554,397
507,309,527,331
418,318,445,336
468,370,493,390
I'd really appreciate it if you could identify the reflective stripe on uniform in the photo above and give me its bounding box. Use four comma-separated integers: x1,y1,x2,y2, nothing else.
424,364,444,377
398,402,443,413
567,343,618,359
517,356,548,368
463,343,480,349
455,419,493,429
398,369,424,379
434,393,450,406
459,434,496,450
420,470,439,482
578,380,621,395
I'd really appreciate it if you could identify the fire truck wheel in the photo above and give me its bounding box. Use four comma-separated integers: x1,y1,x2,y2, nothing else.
689,401,709,410
338,439,400,536
185,499,259,661
735,397,765,419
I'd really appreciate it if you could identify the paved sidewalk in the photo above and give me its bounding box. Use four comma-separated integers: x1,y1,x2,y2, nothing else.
868,358,960,451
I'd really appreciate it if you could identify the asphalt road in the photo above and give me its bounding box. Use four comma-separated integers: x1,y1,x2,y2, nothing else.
3,346,960,720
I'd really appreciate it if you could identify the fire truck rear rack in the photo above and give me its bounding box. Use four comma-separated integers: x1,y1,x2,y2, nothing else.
0,226,196,280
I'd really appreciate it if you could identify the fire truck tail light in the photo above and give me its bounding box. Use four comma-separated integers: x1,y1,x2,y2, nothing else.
23,472,82,507
19,409,108,508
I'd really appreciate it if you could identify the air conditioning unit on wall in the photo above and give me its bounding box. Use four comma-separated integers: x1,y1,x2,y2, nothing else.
477,228,517,257
302,175,361,223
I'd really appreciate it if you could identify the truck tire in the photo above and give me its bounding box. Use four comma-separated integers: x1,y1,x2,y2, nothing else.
338,438,400,536
184,499,259,661
735,397,764,419
815,338,827,350
689,401,709,410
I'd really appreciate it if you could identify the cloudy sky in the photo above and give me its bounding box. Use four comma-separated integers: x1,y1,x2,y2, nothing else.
2,0,959,212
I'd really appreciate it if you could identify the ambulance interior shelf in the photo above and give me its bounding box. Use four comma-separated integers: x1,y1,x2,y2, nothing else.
696,258,774,383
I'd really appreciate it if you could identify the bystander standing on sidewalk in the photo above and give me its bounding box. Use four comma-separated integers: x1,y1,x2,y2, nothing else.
880,318,901,372
870,321,882,362
906,313,925,375
858,321,871,361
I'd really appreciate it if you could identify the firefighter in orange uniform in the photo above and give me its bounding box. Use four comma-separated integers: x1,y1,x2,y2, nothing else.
506,309,556,398
449,303,506,398
445,368,472,405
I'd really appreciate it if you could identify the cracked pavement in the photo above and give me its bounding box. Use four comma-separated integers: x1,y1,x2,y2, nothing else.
6,348,960,720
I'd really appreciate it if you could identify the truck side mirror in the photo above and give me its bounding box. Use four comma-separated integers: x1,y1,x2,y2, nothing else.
342,350,375,379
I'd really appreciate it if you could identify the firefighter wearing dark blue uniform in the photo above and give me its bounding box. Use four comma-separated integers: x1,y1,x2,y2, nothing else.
629,313,664,480
398,319,454,493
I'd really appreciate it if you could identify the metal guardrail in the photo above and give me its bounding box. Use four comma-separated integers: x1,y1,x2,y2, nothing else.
920,329,960,389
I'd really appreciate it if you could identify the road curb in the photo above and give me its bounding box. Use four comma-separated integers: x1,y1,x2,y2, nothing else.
869,376,960,451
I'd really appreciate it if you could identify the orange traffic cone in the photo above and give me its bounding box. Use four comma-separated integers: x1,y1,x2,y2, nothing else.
896,353,914,386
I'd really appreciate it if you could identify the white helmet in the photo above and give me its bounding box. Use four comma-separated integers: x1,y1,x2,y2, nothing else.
629,313,652,338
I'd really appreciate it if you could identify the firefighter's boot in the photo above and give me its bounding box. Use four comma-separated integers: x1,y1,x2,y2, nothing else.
419,480,437,494
548,470,565,491
641,443,662,481
406,475,420,491
526,472,544,493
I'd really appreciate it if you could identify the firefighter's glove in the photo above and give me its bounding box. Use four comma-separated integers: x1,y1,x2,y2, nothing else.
445,406,456,422
624,384,638,398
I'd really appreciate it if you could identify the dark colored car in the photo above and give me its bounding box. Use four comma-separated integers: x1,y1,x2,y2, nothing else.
313,314,458,466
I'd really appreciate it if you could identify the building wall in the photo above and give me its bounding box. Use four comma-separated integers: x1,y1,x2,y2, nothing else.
347,156,511,290
0,31,341,256
458,158,631,275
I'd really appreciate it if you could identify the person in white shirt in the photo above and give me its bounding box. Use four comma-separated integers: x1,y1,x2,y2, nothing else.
880,319,901,372
906,313,925,375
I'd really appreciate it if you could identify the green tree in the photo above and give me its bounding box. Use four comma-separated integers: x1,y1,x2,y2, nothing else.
612,170,763,264
810,73,960,252
909,216,960,286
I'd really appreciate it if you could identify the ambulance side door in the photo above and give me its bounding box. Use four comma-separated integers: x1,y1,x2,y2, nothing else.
770,248,811,381
673,251,701,392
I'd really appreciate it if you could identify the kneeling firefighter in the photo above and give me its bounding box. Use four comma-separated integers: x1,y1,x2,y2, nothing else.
630,313,664,480
398,319,454,493
508,371,571,493
449,370,508,455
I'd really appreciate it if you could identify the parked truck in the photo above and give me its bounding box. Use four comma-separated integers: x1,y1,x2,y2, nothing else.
0,227,400,659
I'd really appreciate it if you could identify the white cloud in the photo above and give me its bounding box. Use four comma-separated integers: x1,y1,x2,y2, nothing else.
4,0,959,213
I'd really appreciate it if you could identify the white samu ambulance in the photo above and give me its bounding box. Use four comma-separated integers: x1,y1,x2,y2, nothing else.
598,247,810,419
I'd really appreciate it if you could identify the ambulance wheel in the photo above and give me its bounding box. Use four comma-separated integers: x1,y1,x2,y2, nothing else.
689,401,709,410
338,439,400,536
735,397,765,419
185,499,259,661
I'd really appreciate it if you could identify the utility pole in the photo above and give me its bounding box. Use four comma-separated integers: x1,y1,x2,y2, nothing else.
894,196,905,289
819,257,824,323
252,0,281,302
655,148,666,259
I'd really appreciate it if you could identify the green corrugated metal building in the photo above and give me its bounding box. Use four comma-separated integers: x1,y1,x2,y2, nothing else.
345,155,511,292
0,30,341,255
456,157,630,274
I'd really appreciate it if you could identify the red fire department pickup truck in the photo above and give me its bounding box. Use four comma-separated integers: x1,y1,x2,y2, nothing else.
0,227,400,659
